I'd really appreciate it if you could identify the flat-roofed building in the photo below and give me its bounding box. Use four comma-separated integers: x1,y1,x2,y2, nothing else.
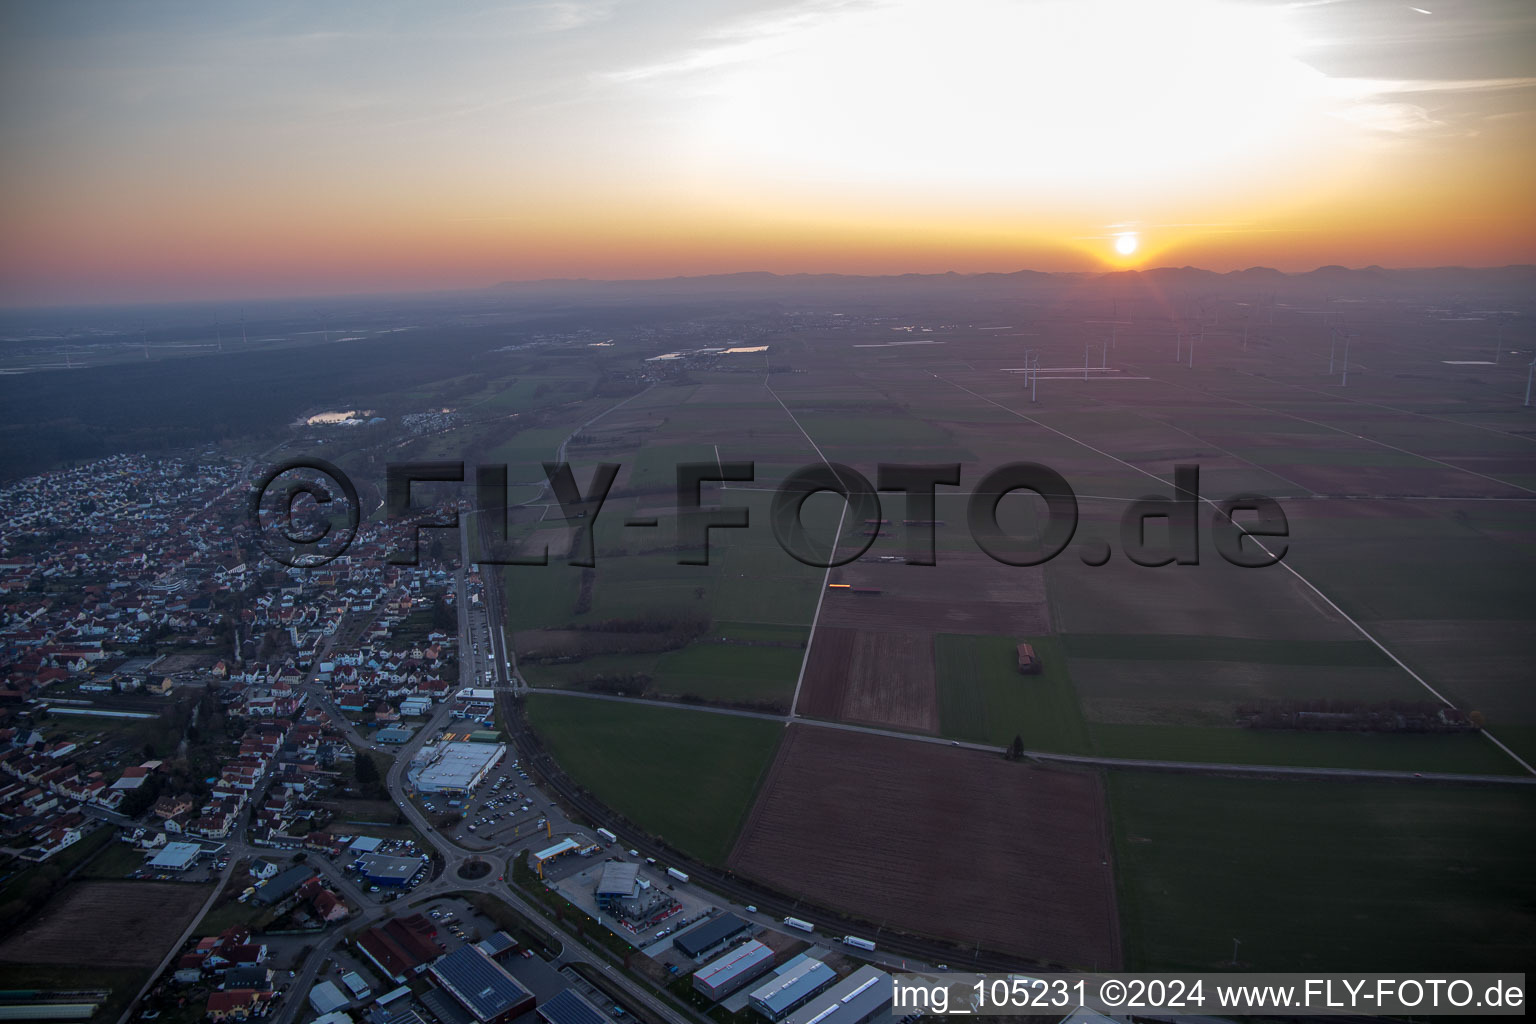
673,914,750,959
782,966,891,1024
147,841,202,871
537,990,607,1024
693,940,775,1001
408,741,504,795
748,954,837,1021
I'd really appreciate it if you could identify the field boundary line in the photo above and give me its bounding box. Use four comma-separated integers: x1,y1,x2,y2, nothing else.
524,688,1536,784
932,372,1536,777
1137,365,1536,496
764,381,851,718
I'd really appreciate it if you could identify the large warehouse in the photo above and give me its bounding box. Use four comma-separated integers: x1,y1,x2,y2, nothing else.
781,966,891,1024
357,853,426,886
408,740,505,794
748,954,837,1021
673,913,750,959
693,940,776,1001
428,946,535,1024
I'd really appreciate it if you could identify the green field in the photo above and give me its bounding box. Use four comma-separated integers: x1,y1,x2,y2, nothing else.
525,695,784,864
651,643,802,703
1109,772,1536,971
933,634,1090,752
1089,723,1527,774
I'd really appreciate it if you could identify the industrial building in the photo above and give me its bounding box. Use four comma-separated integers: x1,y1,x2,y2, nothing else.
673,913,751,959
377,725,416,744
465,934,509,963
408,740,505,795
147,841,203,871
781,966,891,1024
428,945,536,1024
357,852,426,886
693,940,776,1001
421,989,475,1024
354,914,441,982
536,990,608,1024
252,865,318,905
451,687,496,719
747,954,837,1021
594,862,640,911
308,981,349,1016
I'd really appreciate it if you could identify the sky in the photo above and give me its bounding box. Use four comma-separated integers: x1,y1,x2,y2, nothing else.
1,0,1533,305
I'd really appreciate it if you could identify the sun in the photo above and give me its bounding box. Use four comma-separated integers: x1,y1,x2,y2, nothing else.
1114,232,1139,256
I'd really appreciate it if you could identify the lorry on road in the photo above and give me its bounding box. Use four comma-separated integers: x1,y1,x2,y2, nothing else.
783,917,814,933
843,935,877,952
666,867,689,883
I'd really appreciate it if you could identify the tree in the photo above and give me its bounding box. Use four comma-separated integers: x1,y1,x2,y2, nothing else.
354,751,380,792
1008,734,1025,761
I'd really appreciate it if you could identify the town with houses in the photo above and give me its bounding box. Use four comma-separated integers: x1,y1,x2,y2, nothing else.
0,450,916,1024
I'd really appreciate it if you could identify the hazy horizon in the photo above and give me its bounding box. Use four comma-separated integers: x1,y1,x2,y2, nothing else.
3,0,1534,306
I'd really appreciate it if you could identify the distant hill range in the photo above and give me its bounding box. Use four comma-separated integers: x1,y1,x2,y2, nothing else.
497,264,1536,303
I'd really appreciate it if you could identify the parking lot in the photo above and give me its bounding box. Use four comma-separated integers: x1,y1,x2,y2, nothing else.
417,761,560,848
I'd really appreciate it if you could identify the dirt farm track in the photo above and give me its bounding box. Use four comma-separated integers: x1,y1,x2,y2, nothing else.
729,725,1122,969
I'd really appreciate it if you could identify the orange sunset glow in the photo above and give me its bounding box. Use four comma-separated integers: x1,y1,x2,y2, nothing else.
2,0,1534,305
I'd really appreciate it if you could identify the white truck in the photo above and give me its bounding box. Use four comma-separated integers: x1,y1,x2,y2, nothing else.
843,935,877,952
783,917,814,933
666,867,689,883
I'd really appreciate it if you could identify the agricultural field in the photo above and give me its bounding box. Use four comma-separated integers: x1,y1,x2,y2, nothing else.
493,285,1532,973
795,627,938,732
934,634,1090,751
1109,772,1536,971
525,694,784,864
730,724,1121,968
0,880,209,968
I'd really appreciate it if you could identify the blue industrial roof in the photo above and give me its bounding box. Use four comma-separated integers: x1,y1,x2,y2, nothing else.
537,989,607,1024
782,966,890,1024
429,946,534,1022
749,957,836,1015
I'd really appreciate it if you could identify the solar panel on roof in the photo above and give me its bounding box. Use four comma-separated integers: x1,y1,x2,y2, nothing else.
538,990,607,1024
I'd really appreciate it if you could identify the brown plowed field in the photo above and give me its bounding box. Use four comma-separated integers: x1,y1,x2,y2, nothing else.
796,627,937,732
0,880,208,967
729,725,1121,968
